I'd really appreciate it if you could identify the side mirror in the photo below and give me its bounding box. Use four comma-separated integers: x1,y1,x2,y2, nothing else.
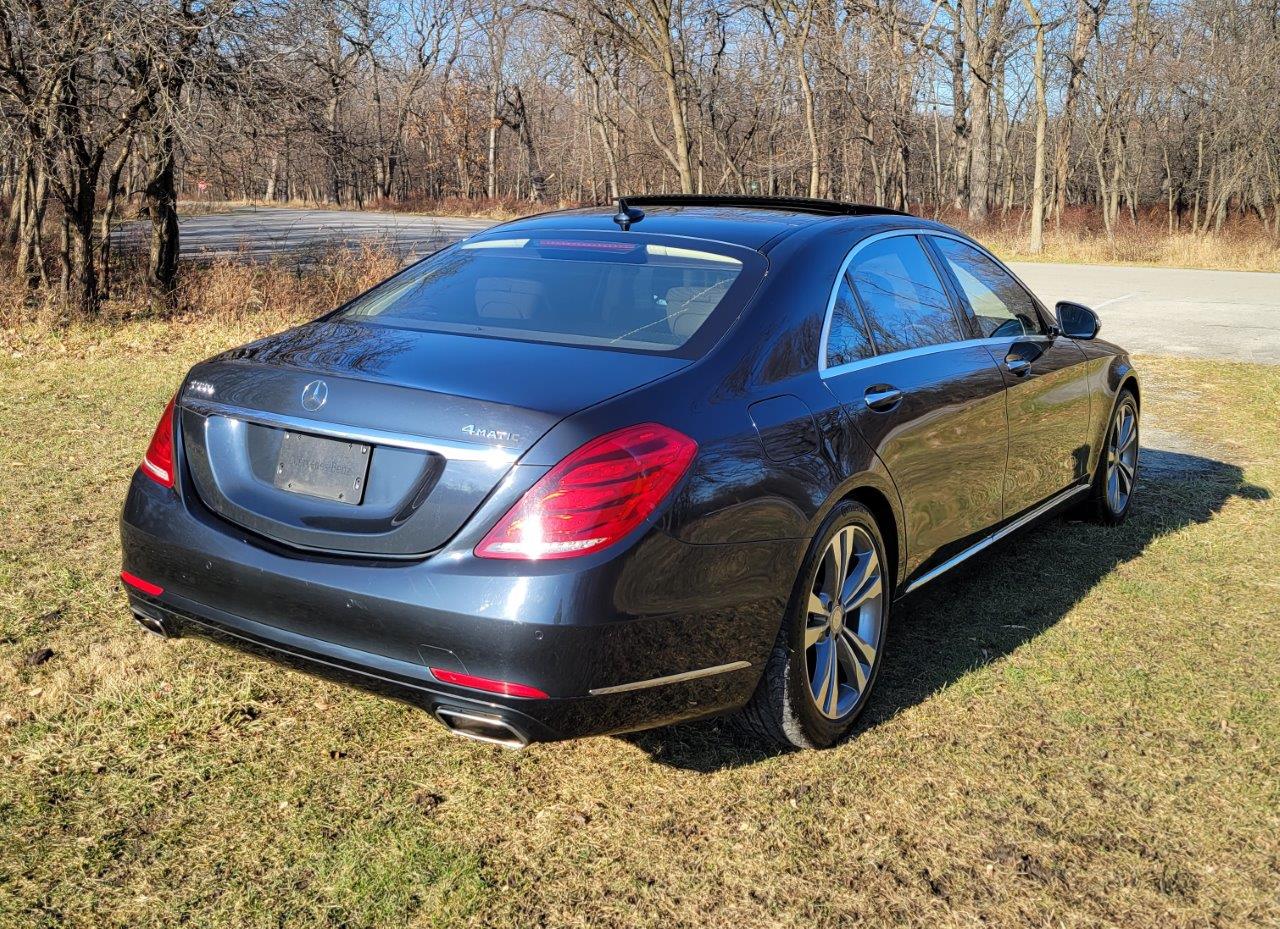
1055,301,1101,340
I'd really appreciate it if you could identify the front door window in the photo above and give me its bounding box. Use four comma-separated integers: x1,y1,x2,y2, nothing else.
932,237,1045,338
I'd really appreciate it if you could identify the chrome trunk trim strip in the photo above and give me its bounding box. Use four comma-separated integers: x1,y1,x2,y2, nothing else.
181,399,518,464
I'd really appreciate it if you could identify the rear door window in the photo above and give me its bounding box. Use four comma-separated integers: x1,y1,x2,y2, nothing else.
825,274,876,368
931,237,1045,338
335,234,758,356
847,236,967,354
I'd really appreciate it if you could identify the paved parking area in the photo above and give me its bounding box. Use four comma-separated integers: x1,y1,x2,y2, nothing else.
1010,262,1280,364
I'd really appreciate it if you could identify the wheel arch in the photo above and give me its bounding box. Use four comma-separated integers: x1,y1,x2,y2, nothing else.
1101,369,1141,458
822,481,902,597
1087,355,1140,476
1104,354,1139,407
1119,372,1140,408
844,485,900,596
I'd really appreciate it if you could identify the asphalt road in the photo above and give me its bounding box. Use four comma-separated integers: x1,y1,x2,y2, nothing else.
160,207,1280,364
1010,262,1280,364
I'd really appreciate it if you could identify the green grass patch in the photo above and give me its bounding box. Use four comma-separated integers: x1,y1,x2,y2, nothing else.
2,322,1278,928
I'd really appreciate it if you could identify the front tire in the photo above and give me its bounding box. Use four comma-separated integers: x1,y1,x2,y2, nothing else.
738,501,889,750
1086,390,1139,525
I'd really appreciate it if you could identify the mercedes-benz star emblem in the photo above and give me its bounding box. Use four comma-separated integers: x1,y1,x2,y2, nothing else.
300,380,328,412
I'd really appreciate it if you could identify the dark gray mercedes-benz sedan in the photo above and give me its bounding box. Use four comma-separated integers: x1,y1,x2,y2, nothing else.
120,195,1140,749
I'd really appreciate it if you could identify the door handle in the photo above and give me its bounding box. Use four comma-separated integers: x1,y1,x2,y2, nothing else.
1004,356,1032,376
864,385,903,411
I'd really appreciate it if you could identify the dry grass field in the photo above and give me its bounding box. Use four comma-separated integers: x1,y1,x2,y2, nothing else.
1,262,1278,927
971,217,1280,273
979,224,1280,272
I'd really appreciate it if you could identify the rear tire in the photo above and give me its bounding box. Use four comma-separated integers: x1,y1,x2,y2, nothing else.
738,501,890,750
1085,390,1139,525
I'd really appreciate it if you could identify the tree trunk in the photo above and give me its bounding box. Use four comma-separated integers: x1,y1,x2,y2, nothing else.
950,31,969,210
1052,0,1103,223
144,129,181,312
994,64,1014,212
1023,0,1047,252
487,90,501,199
794,32,820,198
4,149,29,247
16,161,48,289
967,79,991,221
961,0,1003,221
327,79,343,205
588,80,621,199
659,46,695,193
503,86,546,202
265,152,280,202
96,143,131,299
62,183,99,318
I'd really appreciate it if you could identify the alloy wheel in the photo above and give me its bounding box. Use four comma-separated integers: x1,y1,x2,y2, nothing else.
805,525,884,719
1105,402,1139,514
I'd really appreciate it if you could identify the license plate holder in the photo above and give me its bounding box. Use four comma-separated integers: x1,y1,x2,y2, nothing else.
273,431,371,505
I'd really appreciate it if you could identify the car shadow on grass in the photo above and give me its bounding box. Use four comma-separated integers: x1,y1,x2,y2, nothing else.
625,448,1271,771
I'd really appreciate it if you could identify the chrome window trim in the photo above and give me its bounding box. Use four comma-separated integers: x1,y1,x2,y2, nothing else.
818,228,1046,378
181,399,518,465
819,335,1041,380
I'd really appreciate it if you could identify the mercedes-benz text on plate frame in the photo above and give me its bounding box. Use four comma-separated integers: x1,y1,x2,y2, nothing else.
119,195,1139,750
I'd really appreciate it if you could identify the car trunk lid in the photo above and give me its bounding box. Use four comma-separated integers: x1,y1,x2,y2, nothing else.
178,321,687,557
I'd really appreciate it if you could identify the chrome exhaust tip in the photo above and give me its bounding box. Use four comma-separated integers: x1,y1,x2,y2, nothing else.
132,609,172,638
435,707,529,750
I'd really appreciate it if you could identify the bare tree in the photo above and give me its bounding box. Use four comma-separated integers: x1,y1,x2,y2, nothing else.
3,0,1277,325
959,0,1012,220
1021,0,1047,251
547,0,702,192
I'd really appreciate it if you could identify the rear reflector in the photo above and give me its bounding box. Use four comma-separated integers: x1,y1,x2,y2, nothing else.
140,395,177,488
475,423,697,560
430,668,549,700
120,571,163,597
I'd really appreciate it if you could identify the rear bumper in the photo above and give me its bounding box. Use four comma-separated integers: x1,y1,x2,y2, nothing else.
120,472,801,741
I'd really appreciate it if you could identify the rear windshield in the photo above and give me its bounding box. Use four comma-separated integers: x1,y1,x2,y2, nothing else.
334,234,756,354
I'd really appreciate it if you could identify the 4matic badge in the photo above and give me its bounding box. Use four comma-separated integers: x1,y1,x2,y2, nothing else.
462,424,521,445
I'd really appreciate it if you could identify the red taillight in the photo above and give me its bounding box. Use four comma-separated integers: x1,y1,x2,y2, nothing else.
475,423,697,560
140,395,177,488
429,668,549,699
120,571,163,596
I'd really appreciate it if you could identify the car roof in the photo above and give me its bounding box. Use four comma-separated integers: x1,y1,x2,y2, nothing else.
477,196,916,252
